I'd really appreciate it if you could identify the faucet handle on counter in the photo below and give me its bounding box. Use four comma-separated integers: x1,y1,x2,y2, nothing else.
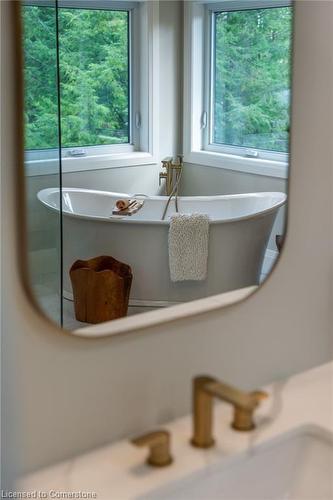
131,430,173,467
232,390,269,431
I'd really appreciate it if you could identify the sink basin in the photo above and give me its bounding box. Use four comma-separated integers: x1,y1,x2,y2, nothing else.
142,426,333,500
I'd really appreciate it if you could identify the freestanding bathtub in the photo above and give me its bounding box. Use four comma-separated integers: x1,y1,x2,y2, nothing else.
38,188,286,306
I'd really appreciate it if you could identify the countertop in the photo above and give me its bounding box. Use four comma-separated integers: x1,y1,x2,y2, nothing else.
18,362,333,499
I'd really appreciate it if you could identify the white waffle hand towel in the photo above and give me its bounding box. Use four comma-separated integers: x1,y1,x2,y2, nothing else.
169,214,210,282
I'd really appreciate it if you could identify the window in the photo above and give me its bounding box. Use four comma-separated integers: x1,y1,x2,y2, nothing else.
210,6,292,155
23,4,59,151
59,8,129,149
23,1,159,173
184,1,293,176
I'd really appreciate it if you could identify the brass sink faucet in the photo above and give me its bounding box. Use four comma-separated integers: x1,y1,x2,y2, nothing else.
159,155,183,196
190,376,268,448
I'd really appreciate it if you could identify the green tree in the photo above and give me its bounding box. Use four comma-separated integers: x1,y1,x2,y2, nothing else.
23,5,292,153
23,6,59,149
23,5,129,150
214,6,292,152
58,8,129,147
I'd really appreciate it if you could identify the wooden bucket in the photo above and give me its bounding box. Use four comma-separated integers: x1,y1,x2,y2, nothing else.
70,256,133,324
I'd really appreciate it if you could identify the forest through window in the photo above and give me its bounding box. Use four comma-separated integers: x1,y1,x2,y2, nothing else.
212,6,292,153
23,4,292,156
23,5,129,151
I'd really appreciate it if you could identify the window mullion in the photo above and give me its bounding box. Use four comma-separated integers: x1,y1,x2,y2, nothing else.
202,10,213,150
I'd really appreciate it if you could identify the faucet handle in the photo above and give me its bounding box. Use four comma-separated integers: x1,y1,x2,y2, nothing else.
232,390,269,431
162,156,173,164
161,157,173,170
131,430,173,467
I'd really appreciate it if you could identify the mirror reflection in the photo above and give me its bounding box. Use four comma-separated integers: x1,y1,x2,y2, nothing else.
22,0,292,330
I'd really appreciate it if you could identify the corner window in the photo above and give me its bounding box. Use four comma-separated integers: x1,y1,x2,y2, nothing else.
209,5,292,158
184,1,293,176
59,8,130,149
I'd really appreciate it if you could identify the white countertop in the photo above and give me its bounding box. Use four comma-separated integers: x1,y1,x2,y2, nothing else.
19,362,333,499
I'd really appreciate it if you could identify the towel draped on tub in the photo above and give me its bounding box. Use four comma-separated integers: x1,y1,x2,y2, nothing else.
168,213,210,282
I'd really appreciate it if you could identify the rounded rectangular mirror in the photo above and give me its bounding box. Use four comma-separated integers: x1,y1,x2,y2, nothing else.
19,0,292,333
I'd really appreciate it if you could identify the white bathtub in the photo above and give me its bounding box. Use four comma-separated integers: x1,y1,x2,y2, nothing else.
38,188,286,306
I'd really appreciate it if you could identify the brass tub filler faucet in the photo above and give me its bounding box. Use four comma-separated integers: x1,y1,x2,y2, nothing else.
190,375,268,448
159,155,184,220
159,155,183,197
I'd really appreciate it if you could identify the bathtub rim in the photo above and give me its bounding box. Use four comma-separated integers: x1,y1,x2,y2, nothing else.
37,187,287,225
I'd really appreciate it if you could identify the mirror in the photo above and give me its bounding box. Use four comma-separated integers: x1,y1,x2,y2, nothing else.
20,0,292,331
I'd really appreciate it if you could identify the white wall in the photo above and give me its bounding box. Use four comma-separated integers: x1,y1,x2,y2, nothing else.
159,1,183,159
1,0,333,487
180,163,287,197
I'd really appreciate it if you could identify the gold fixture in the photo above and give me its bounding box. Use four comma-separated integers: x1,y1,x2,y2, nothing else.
131,430,173,467
159,155,183,196
191,376,268,448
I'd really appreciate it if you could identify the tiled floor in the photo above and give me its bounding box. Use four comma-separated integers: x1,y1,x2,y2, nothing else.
32,249,279,331
62,299,155,330
33,289,156,330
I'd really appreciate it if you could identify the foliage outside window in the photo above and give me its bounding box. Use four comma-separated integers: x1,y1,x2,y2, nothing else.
212,6,292,154
23,5,129,151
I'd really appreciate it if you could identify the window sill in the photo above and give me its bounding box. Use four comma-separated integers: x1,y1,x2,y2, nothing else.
24,151,157,177
184,150,288,179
